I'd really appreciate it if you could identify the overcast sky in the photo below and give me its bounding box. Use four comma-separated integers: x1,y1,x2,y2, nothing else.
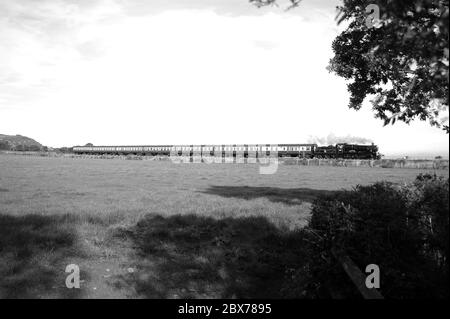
0,0,448,157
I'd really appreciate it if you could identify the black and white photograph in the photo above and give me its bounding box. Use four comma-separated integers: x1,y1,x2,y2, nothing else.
0,0,448,306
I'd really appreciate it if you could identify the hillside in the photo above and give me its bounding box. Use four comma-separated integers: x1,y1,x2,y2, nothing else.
0,134,44,151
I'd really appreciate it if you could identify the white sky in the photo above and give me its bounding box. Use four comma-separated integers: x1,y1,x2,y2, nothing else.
0,0,448,157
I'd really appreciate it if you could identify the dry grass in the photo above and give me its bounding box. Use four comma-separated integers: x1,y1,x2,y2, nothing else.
0,154,447,298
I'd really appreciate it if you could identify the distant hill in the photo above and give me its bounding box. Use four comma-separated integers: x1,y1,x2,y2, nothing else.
0,134,45,151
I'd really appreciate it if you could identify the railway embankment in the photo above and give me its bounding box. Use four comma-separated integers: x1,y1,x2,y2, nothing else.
1,151,448,170
280,157,449,170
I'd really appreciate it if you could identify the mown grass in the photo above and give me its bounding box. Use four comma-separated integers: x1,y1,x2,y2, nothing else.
0,154,447,298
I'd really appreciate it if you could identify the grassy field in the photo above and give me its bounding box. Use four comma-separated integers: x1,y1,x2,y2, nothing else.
0,154,448,298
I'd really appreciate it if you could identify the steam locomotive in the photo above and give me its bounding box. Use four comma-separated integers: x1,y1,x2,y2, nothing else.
72,143,380,159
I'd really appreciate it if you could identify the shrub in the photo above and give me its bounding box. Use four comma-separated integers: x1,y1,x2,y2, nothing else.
305,174,449,298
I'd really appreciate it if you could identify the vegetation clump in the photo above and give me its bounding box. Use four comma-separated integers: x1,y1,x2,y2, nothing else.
303,174,449,298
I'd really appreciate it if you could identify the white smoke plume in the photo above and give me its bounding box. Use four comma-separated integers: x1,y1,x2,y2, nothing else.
307,133,374,146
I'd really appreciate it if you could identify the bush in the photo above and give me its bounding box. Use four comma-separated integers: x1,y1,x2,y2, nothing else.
305,174,449,298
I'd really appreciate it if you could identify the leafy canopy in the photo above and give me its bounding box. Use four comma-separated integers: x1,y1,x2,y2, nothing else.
251,0,449,132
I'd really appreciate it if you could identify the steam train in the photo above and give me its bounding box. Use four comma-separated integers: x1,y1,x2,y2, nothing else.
72,143,380,160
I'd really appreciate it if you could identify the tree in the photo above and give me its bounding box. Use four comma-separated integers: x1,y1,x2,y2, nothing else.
251,0,449,132
0,141,10,150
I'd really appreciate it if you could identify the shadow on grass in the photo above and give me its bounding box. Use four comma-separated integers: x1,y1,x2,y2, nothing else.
201,186,338,205
0,214,85,298
112,214,313,298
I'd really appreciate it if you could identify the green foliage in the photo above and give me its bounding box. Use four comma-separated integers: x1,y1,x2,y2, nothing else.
329,0,449,132
0,141,10,150
0,134,44,151
55,147,73,153
250,0,449,132
306,174,449,298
